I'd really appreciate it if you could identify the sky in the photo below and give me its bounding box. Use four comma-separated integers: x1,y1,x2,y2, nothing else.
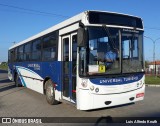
0,0,160,62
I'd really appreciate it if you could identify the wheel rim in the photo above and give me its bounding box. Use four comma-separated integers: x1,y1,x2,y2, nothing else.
46,85,53,99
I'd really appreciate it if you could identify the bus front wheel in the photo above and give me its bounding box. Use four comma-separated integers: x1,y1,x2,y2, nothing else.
45,79,58,105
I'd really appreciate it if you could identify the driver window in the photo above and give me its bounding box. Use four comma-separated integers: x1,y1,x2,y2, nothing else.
89,39,97,65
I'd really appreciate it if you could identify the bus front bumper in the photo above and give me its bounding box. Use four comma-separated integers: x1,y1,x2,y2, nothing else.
77,84,145,110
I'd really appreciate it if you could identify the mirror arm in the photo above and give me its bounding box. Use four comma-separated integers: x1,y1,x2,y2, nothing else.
79,21,85,28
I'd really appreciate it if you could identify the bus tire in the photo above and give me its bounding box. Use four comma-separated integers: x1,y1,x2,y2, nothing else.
45,79,58,105
14,74,21,87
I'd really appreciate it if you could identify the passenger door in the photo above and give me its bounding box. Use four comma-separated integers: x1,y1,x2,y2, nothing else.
62,33,77,102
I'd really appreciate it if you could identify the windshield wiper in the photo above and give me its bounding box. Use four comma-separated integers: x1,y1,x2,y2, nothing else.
102,25,118,51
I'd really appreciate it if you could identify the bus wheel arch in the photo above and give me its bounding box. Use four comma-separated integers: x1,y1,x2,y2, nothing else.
43,77,50,95
44,78,58,105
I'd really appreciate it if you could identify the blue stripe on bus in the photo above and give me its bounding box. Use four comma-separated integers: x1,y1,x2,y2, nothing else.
16,66,40,76
13,62,62,91
89,73,144,85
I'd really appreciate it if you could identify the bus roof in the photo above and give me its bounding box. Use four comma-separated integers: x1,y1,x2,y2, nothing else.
9,10,143,50
9,12,84,50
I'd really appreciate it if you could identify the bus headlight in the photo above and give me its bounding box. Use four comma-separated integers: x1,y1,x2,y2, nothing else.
140,80,142,85
90,85,94,91
81,79,88,88
138,80,143,87
95,88,99,93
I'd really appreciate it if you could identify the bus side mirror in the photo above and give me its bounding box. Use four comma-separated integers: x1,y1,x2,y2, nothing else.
77,28,87,47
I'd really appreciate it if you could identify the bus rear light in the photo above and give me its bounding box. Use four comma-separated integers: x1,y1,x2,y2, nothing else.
136,93,144,98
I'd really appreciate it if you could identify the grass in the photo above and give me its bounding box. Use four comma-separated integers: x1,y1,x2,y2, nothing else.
145,75,160,85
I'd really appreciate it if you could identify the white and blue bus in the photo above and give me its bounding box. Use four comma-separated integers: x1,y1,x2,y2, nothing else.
8,10,145,110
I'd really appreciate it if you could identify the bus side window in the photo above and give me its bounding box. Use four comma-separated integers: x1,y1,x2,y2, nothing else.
15,48,18,62
24,43,31,61
8,49,15,63
42,32,57,61
32,39,42,61
11,50,15,62
18,45,24,62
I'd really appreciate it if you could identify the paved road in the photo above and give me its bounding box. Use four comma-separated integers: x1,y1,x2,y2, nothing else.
0,70,160,125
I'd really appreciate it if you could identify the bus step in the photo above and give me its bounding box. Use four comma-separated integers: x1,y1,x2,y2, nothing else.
60,99,76,107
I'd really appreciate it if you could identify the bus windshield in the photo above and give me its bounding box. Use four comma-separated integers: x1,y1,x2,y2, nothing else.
79,26,144,76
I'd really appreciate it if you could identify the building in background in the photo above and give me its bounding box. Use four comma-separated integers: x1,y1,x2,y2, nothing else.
146,61,160,75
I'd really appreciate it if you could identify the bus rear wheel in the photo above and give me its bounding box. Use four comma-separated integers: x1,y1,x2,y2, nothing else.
14,74,21,87
45,79,58,105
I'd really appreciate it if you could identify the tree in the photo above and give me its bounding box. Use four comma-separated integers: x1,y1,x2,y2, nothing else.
145,61,149,68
